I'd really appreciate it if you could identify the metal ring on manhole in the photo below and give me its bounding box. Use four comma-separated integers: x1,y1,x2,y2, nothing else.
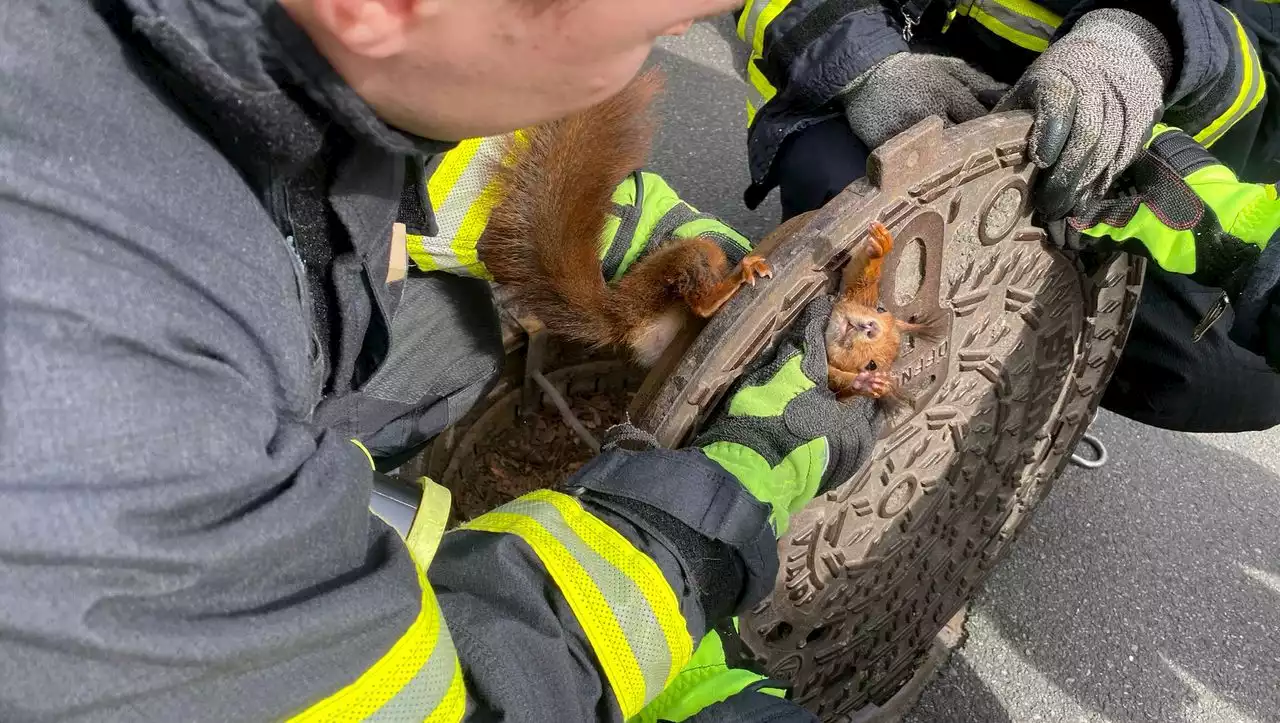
1070,432,1108,469
878,474,918,518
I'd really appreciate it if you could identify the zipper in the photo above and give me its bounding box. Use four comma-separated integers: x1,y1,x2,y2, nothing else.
901,10,918,40
266,169,324,367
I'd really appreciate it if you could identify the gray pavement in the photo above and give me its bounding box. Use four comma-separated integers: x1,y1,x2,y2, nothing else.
652,18,1280,723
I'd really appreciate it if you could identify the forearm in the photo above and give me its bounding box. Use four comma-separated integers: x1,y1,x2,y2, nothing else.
430,447,774,720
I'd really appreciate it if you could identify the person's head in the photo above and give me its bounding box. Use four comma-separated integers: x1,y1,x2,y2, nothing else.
281,0,737,141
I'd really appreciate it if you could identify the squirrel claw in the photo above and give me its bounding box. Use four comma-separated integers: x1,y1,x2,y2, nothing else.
740,255,772,286
850,370,893,398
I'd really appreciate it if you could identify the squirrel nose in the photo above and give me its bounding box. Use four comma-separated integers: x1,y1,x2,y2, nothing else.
857,319,881,339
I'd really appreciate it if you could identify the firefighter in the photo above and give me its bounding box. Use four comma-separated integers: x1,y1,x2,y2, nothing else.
5,1,1280,723
741,0,1280,432
0,0,858,720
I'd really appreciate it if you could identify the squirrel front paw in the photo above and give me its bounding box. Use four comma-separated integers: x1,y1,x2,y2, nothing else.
830,368,894,399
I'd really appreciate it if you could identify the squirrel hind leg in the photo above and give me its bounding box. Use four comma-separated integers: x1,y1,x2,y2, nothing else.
670,238,770,318
615,237,770,362
616,237,727,317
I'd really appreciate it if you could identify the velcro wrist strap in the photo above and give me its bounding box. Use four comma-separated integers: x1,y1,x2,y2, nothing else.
567,449,778,610
1148,129,1218,176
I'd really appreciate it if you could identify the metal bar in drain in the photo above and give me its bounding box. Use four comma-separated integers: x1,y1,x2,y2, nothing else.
530,369,601,452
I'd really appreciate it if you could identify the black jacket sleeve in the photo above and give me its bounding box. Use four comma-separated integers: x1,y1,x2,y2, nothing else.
735,0,909,206
0,166,425,722
428,447,778,721
1229,229,1280,370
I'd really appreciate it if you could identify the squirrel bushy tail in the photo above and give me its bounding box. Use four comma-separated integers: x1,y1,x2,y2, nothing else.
480,69,664,350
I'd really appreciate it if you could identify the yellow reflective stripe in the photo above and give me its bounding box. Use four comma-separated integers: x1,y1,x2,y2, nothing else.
740,0,787,127
993,0,1060,28
532,491,692,688
461,490,691,718
954,0,1060,52
450,183,500,281
746,59,777,116
745,68,768,126
941,7,958,32
412,135,511,278
965,5,1048,51
447,132,527,280
464,509,650,716
412,138,483,274
427,138,482,210
350,438,375,469
736,2,751,41
406,234,439,272
750,0,789,56
1193,10,1266,148
740,0,789,49
289,558,461,721
405,477,453,568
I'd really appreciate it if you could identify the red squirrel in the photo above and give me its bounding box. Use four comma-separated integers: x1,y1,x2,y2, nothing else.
479,69,771,366
826,222,941,401
477,71,934,400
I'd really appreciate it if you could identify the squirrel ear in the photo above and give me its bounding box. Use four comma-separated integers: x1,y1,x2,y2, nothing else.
895,310,946,343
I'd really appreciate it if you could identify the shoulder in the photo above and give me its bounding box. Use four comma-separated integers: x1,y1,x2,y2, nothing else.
1,1,315,413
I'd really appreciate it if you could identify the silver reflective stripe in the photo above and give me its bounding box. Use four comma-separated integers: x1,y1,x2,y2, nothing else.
1202,54,1263,146
365,606,460,722
412,135,511,277
955,0,1060,52
1195,10,1265,148
741,0,773,50
746,80,767,119
496,497,675,700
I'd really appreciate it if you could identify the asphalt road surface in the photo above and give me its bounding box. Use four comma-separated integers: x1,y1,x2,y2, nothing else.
651,18,1280,723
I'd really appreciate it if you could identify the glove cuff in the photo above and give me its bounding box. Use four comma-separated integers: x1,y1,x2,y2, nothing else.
1147,126,1217,175
837,52,907,149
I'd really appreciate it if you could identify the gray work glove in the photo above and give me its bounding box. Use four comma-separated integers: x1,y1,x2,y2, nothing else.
994,8,1174,220
694,297,882,535
838,52,1009,149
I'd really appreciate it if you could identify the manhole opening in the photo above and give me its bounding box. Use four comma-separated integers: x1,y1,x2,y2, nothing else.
765,622,794,643
893,237,926,308
982,185,1024,242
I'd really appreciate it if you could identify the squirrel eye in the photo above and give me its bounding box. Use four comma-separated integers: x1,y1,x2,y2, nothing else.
865,360,878,371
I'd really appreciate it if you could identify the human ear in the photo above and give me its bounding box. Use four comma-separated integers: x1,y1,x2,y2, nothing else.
310,0,417,58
